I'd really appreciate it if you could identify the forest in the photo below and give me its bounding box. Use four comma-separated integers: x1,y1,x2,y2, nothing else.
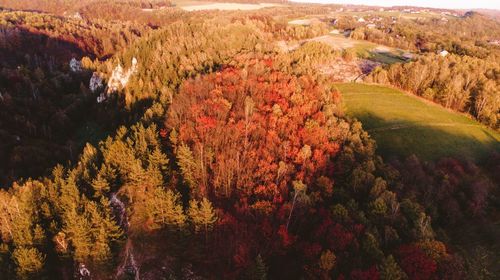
0,1,498,279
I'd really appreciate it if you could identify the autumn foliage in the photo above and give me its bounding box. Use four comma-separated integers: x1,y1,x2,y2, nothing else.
0,3,496,278
167,61,342,210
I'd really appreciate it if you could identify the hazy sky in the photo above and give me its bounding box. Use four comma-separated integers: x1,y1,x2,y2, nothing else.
290,0,500,10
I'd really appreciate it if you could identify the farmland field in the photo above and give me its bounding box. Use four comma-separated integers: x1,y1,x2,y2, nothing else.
337,83,500,161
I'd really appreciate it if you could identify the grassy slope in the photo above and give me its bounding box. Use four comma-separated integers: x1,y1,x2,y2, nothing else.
337,83,500,162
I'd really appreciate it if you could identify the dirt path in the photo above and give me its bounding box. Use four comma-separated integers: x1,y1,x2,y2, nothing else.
368,122,481,132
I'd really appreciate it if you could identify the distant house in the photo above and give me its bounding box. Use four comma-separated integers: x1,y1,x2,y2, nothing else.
439,50,449,57
357,17,366,23
330,29,340,35
488,40,500,46
366,24,376,29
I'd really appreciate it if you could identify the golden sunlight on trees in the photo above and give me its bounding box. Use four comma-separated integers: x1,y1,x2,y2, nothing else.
188,198,218,235
319,250,336,272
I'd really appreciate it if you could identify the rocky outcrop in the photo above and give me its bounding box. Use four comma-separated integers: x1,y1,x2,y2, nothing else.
69,58,82,72
89,72,104,93
89,72,108,103
90,58,138,103
107,57,138,94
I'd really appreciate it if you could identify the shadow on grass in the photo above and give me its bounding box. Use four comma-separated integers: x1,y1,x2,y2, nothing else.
358,113,500,277
350,113,500,163
368,51,407,64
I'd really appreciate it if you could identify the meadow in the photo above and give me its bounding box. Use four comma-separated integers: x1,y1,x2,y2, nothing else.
337,83,500,162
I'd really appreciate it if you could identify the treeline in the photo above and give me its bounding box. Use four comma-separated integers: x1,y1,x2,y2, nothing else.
332,15,418,51
77,1,185,27
0,0,172,15
366,53,500,129
0,0,89,14
247,15,330,40
0,11,147,59
0,0,182,29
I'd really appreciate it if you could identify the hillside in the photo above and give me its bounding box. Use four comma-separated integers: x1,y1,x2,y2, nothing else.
0,2,498,279
338,83,500,161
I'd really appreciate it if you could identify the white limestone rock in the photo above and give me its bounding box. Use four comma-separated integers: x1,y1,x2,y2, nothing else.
89,72,104,93
106,57,138,94
69,58,82,72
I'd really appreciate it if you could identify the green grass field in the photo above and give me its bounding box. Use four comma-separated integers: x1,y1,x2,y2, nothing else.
337,83,500,162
